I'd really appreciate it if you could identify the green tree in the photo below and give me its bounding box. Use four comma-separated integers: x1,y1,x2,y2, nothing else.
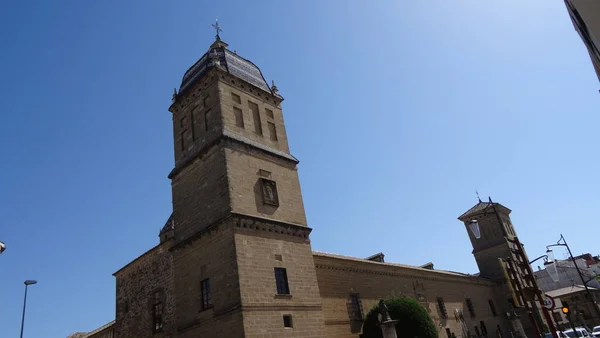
361,297,438,338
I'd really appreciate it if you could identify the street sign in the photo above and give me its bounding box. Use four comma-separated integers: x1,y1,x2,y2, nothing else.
544,295,555,310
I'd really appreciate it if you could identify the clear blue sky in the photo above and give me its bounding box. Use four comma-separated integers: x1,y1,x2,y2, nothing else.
1,0,598,336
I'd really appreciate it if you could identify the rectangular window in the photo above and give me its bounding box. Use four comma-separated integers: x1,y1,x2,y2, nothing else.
191,110,196,141
480,321,488,336
552,311,562,323
180,131,186,151
349,293,363,320
201,279,212,310
474,326,481,338
267,122,277,141
232,92,241,104
466,298,476,317
274,267,290,295
249,101,262,135
445,328,452,338
437,297,447,318
265,108,274,119
234,107,244,128
283,314,293,328
203,95,210,108
204,109,212,132
153,292,163,333
488,299,497,316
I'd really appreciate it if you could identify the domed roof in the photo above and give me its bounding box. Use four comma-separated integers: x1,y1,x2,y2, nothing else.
178,38,274,96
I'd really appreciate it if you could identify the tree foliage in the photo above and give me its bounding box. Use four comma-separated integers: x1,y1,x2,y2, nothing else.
361,297,438,338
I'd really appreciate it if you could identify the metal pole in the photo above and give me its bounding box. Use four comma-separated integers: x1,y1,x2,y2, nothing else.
560,234,600,319
19,284,28,338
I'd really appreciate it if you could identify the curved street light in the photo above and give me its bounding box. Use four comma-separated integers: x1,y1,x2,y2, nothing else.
545,249,560,283
20,280,37,338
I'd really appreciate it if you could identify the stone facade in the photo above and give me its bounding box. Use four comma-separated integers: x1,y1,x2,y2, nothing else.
71,36,544,338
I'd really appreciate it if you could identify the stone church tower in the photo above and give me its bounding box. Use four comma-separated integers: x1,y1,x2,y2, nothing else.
458,200,531,338
113,33,326,337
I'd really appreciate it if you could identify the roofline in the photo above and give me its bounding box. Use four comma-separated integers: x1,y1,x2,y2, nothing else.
312,251,494,285
113,243,163,276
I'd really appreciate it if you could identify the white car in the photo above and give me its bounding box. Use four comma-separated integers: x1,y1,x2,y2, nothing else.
564,328,593,338
591,326,600,338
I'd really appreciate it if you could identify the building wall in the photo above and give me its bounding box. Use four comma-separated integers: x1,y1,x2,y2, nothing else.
566,0,600,83
114,242,175,338
225,145,307,226
535,260,600,293
314,253,510,338
234,221,326,337
171,220,244,337
218,79,290,154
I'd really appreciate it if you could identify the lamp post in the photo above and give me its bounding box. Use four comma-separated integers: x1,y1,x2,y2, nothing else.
20,280,37,338
546,234,600,319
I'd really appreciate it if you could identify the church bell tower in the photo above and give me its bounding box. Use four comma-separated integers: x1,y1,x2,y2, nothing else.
165,27,326,337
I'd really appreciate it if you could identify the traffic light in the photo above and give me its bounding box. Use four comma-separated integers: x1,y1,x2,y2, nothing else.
561,301,570,315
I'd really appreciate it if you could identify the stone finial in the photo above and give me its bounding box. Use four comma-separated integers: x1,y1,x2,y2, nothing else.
271,80,279,94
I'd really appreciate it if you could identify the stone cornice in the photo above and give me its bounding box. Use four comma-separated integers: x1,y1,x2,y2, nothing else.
171,213,312,251
314,262,496,286
233,213,312,239
168,132,298,180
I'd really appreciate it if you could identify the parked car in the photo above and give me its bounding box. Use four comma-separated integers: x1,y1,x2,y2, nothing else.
564,328,594,338
544,331,570,338
591,326,600,338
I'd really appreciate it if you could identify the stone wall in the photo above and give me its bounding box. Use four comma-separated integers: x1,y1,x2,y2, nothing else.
233,216,326,337
171,219,244,337
114,242,175,338
314,252,510,338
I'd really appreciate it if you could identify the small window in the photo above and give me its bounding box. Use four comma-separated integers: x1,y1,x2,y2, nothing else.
265,108,274,119
445,328,452,338
152,292,163,333
180,131,186,151
274,267,290,295
205,109,212,132
249,101,262,135
474,326,481,338
267,122,277,141
283,314,293,328
232,93,241,104
466,298,476,317
349,293,363,320
201,279,212,310
488,299,497,316
204,95,211,108
552,311,562,323
190,110,197,141
437,297,447,318
480,321,488,336
234,107,244,128
261,178,279,207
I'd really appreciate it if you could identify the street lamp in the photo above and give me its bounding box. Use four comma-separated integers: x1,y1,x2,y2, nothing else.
546,234,600,319
20,280,37,338
468,220,481,239
545,249,560,283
